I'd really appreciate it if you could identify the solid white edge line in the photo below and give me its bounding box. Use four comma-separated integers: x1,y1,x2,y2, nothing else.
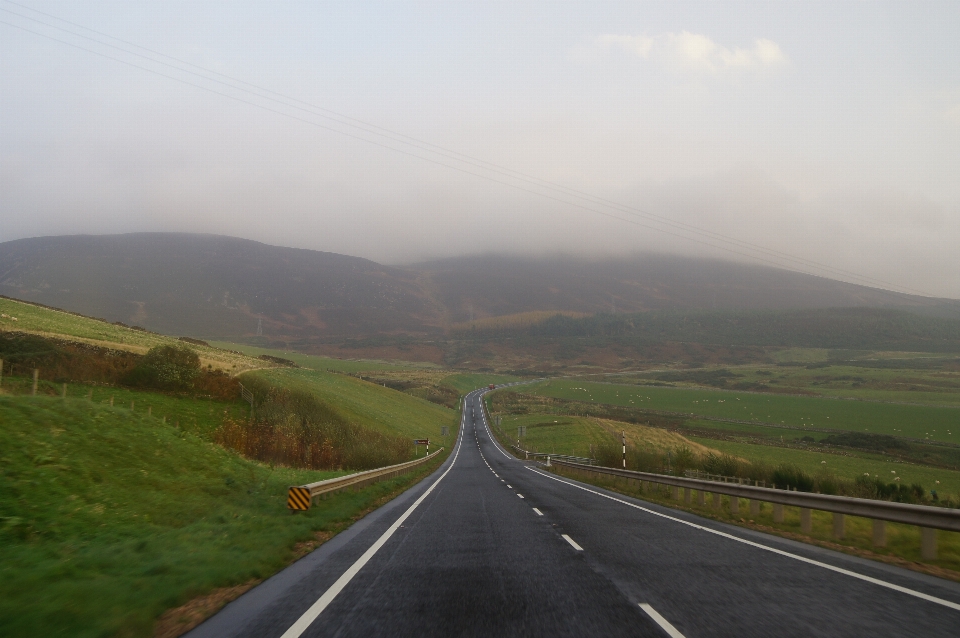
639,603,685,638
479,392,513,459
278,393,473,638
561,534,583,551
527,467,960,612
533,507,543,516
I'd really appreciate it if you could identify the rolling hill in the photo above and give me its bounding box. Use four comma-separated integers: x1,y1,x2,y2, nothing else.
1,233,956,341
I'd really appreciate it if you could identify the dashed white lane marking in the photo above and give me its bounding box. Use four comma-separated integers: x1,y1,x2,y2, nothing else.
533,508,543,516
527,467,960,612
507,485,512,489
517,494,524,499
639,604,685,638
561,534,583,551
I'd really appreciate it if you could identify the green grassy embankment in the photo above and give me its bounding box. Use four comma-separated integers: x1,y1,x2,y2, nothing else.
248,367,458,443
0,393,455,637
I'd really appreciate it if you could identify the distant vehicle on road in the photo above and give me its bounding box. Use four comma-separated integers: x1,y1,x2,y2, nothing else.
488,384,496,390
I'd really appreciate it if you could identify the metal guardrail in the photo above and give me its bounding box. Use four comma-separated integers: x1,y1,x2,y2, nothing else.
550,460,960,560
506,444,596,466
287,447,445,511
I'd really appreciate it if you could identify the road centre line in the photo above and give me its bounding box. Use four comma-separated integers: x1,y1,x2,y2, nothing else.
639,604,685,638
533,508,544,516
517,494,525,499
561,534,583,551
278,394,472,638
527,467,960,612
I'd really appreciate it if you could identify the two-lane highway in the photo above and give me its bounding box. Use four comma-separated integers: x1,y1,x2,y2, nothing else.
188,389,960,637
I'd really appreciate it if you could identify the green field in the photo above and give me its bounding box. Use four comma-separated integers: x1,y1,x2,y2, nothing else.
528,379,960,442
495,415,613,458
249,368,458,443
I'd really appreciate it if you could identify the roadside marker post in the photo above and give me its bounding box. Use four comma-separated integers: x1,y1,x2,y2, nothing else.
287,486,312,511
0,358,4,387
414,439,430,455
622,430,626,469
32,369,39,396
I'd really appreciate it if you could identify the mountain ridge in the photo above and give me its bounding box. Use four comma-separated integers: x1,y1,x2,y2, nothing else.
1,232,955,340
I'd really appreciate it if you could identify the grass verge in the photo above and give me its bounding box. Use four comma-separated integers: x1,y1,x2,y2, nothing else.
0,394,454,637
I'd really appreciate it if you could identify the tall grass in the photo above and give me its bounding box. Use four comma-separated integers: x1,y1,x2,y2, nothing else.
213,377,411,471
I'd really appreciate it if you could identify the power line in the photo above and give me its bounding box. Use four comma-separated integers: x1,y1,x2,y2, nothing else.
0,6,939,298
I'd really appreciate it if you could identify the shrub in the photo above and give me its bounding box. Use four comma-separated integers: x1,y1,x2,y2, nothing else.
703,453,742,478
772,464,814,492
124,344,200,390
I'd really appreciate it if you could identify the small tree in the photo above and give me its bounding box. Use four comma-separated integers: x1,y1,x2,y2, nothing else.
126,344,200,390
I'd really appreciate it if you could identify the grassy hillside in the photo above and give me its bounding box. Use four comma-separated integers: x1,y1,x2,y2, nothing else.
0,395,337,637
209,341,434,372
0,390,457,637
0,234,430,338
248,368,458,442
0,297,262,374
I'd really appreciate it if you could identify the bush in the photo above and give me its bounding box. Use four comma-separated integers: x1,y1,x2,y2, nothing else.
124,344,200,390
703,453,742,478
772,464,814,492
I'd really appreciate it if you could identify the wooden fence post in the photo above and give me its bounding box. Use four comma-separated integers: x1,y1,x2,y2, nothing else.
32,369,39,396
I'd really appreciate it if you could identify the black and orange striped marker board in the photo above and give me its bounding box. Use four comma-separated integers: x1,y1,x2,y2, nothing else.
287,486,312,510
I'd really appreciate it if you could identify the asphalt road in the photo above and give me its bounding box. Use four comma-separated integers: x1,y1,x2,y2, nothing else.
187,389,960,637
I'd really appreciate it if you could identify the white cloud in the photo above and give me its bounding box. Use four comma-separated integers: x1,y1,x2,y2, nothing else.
597,31,786,75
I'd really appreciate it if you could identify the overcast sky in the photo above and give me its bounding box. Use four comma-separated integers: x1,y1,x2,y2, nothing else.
2,1,959,297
